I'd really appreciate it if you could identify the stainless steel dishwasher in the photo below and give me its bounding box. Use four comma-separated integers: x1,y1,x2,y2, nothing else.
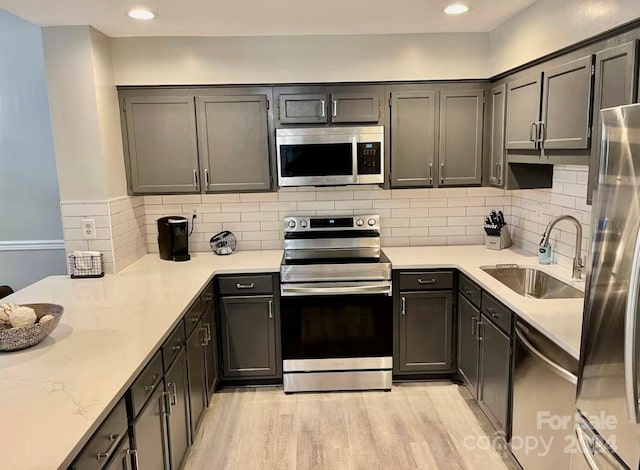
511,319,579,469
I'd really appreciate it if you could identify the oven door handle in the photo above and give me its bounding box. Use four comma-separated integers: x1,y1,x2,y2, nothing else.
281,283,392,296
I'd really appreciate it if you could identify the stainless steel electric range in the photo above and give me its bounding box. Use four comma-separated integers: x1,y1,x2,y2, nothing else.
279,214,393,393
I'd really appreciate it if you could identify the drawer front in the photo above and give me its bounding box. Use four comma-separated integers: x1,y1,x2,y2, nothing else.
399,271,454,291
162,321,186,371
71,398,128,470
130,351,163,418
481,293,513,335
459,274,481,309
201,282,214,306
184,299,204,335
218,275,273,296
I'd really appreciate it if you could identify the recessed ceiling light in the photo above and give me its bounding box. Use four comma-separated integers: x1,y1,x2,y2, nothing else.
444,4,470,15
127,9,156,20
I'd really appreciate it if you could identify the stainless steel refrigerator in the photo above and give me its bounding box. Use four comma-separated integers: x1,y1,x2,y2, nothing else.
574,103,640,469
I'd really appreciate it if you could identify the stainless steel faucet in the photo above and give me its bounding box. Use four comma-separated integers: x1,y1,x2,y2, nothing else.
540,215,584,279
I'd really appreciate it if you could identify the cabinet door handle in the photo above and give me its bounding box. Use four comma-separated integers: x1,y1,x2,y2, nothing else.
268,300,273,319
418,278,436,285
320,100,326,118
96,433,120,462
428,163,433,183
200,326,209,347
193,169,199,188
168,382,177,406
204,168,210,188
529,122,538,143
204,322,212,342
401,297,406,316
236,283,255,289
495,163,502,183
471,316,477,336
332,100,337,117
162,391,172,416
127,449,139,470
539,121,547,147
440,162,445,184
476,321,483,341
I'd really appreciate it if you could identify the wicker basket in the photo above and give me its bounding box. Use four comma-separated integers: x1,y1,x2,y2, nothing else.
0,304,64,352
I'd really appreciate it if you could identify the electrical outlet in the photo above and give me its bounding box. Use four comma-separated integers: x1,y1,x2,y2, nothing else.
81,219,96,239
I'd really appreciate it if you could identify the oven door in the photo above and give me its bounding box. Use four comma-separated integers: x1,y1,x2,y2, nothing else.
276,131,357,187
281,283,393,371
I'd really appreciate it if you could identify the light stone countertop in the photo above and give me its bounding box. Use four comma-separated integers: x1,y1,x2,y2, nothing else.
0,246,584,469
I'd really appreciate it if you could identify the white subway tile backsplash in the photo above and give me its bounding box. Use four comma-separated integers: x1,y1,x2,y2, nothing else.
335,200,373,210
221,203,260,213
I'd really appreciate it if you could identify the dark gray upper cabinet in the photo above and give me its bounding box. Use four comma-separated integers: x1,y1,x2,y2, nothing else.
331,92,380,123
588,41,638,205
131,386,169,470
489,84,507,187
165,349,191,470
196,94,271,192
478,314,513,436
390,91,437,188
395,291,454,374
438,90,484,186
124,95,200,194
278,93,328,124
541,55,595,150
505,75,542,150
458,295,480,399
220,295,279,378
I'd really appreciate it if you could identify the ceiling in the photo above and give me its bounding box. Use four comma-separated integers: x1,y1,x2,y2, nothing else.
0,0,537,37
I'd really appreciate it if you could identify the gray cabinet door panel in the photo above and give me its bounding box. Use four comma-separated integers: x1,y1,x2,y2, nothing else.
165,350,190,470
186,321,207,437
588,41,638,204
438,90,484,186
458,295,480,399
541,55,594,150
505,75,542,150
331,92,380,123
479,316,512,435
278,93,328,124
132,386,169,470
390,91,437,188
124,96,200,194
197,95,271,192
396,291,453,374
221,295,278,378
203,301,219,404
489,84,507,187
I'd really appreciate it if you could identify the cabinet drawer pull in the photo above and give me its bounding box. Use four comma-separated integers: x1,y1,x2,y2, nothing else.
127,449,139,470
171,344,181,352
268,300,273,319
190,315,200,324
144,384,154,392
463,288,473,295
96,433,120,462
401,297,406,316
417,278,436,285
236,283,255,289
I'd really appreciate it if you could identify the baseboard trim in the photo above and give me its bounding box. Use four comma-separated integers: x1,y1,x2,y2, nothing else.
0,240,65,251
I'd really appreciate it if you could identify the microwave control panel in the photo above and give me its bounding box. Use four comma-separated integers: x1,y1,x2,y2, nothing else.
357,142,382,175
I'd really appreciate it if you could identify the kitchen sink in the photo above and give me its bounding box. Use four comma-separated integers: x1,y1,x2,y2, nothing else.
480,265,584,299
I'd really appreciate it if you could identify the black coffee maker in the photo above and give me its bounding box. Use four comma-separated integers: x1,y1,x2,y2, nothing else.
157,216,191,262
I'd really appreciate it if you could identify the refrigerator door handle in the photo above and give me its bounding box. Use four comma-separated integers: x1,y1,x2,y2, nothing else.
624,224,640,423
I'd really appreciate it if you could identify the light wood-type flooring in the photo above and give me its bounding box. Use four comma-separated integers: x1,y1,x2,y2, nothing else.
184,382,521,470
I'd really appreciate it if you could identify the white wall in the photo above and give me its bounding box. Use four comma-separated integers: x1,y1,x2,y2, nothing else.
111,33,489,85
0,10,66,290
489,0,640,75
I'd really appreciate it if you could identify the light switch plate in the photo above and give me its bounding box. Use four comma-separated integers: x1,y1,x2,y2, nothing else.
81,219,96,239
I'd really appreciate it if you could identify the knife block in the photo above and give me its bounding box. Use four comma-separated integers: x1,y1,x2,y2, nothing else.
486,225,512,251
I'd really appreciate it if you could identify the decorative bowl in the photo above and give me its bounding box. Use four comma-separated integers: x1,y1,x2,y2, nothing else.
0,304,64,352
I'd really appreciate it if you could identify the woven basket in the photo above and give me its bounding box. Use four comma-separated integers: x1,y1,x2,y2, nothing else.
0,304,64,352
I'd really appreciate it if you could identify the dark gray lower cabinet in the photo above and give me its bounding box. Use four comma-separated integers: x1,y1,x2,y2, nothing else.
457,295,480,399
186,319,207,437
478,314,513,436
395,291,453,374
165,349,191,470
220,295,279,378
203,301,219,402
131,386,169,470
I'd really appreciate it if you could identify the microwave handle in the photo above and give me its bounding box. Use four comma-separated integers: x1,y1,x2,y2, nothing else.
352,136,359,183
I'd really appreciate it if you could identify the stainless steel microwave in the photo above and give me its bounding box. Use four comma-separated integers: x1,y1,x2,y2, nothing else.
276,126,384,187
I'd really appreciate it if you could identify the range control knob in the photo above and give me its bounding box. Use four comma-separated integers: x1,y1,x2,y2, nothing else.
368,218,376,226
300,220,308,228
355,218,364,227
287,219,297,228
